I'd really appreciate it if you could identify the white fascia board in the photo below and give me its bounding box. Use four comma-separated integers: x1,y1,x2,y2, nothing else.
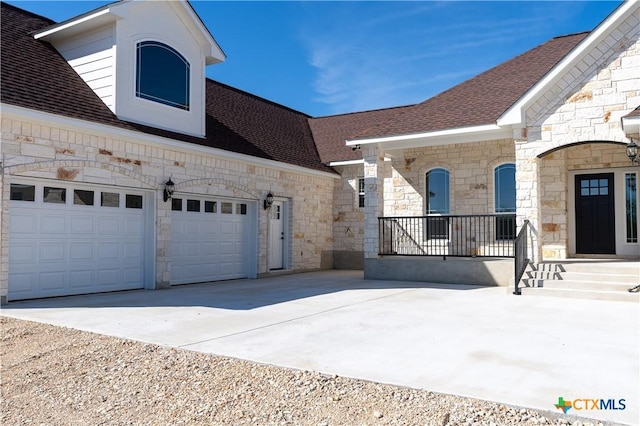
497,0,638,127
346,124,510,148
328,159,364,167
34,9,113,40
2,104,339,180
171,1,226,64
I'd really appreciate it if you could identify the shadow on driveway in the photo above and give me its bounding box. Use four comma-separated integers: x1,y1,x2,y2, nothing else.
4,270,485,310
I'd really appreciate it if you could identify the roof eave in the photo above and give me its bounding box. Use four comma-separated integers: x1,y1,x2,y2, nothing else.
346,124,512,150
33,1,226,64
497,0,638,127
170,1,226,64
33,7,118,42
2,103,338,179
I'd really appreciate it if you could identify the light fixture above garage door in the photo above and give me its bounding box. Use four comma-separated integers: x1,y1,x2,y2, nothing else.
163,178,175,202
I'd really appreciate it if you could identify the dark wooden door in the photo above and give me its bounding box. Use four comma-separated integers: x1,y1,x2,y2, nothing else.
575,173,615,254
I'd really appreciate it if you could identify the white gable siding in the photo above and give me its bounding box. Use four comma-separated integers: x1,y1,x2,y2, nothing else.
56,26,116,111
113,1,208,137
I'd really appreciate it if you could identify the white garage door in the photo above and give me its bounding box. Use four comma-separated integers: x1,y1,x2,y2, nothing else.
171,196,253,284
9,180,149,301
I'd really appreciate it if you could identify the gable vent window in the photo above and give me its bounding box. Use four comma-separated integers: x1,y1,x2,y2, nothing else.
136,41,190,110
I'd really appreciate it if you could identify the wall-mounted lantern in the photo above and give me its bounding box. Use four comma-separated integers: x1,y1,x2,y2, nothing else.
163,178,175,202
264,192,274,210
626,138,638,165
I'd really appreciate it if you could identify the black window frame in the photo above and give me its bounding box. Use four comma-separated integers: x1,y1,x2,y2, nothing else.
425,168,450,239
494,164,516,240
358,178,365,208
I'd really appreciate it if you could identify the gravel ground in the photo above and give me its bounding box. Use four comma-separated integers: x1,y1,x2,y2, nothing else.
1,316,619,426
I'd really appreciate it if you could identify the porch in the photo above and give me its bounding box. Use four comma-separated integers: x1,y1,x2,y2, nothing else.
368,214,530,287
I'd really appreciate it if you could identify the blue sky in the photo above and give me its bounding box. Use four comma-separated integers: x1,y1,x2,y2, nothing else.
7,1,623,117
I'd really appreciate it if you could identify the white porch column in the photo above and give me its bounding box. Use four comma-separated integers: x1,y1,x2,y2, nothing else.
515,143,541,263
363,144,385,258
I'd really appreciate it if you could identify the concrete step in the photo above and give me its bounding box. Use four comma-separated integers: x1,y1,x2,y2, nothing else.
520,286,639,303
519,261,639,302
525,271,638,284
534,261,639,275
522,278,636,292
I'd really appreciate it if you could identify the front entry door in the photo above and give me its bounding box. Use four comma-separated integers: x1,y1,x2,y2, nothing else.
575,173,615,254
269,201,284,269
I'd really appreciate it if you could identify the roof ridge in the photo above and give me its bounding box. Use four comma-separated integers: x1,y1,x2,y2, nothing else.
552,30,591,40
312,104,415,120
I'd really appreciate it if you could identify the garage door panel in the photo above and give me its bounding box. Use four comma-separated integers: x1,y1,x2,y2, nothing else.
123,268,143,285
124,217,144,234
40,243,66,262
69,270,94,288
203,224,219,236
123,242,143,260
70,243,94,261
98,269,120,286
9,244,36,264
201,242,217,255
40,271,66,290
40,216,67,234
8,273,35,294
184,242,202,256
219,241,234,252
71,216,95,234
97,242,120,260
98,217,121,234
11,214,37,234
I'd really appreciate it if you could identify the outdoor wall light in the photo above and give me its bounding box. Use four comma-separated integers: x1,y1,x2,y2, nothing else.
264,192,274,210
163,178,175,202
626,138,638,164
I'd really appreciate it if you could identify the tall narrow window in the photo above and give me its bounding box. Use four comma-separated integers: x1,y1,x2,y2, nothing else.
358,178,365,208
494,164,516,240
426,168,450,239
626,173,638,243
136,41,190,110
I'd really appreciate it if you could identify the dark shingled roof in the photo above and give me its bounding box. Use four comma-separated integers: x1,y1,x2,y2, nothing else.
308,105,414,164
624,106,640,118
351,32,590,141
0,2,333,174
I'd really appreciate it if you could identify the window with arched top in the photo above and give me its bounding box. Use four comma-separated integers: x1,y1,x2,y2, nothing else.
136,41,190,110
426,168,450,214
494,163,516,240
494,163,516,213
425,168,450,239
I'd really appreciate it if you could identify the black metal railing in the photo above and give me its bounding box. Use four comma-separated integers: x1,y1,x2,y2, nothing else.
513,219,531,295
378,214,516,259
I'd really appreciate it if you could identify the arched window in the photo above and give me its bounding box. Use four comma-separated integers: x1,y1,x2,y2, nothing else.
426,168,450,214
494,164,516,213
426,168,450,239
494,163,516,240
136,41,190,110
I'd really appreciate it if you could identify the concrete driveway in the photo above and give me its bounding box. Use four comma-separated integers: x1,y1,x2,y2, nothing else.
2,270,638,425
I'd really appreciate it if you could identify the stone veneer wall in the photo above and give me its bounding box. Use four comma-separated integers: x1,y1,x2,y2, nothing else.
332,164,365,269
517,11,639,260
385,139,516,217
0,116,336,299
538,144,631,259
